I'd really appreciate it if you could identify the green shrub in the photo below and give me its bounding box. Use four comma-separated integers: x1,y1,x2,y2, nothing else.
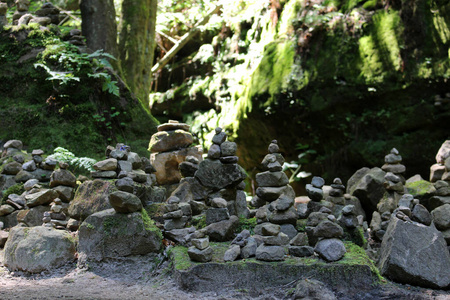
1,183,24,204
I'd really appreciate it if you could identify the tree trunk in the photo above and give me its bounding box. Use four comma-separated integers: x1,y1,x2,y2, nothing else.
118,0,157,108
79,0,118,59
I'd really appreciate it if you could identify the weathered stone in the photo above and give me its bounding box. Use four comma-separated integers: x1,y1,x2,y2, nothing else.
263,232,289,246
256,171,289,187
273,195,294,211
66,218,79,231
211,197,227,208
307,212,329,227
126,152,142,170
109,191,143,213
313,220,344,238
151,146,202,185
256,185,295,202
205,215,239,241
205,207,230,225
255,244,285,261
4,140,23,150
115,177,134,193
14,170,33,182
431,204,450,230
430,164,446,182
164,216,189,231
117,160,132,173
195,159,246,189
91,170,116,179
0,204,14,216
290,232,309,246
157,121,190,132
411,204,432,226
261,153,285,172
149,130,193,153
315,238,346,262
220,141,237,156
78,209,162,263
52,185,74,203
435,140,450,164
191,237,210,250
22,160,36,172
311,176,325,189
179,161,198,178
241,237,257,259
378,216,450,289
25,189,58,207
385,153,402,164
428,196,450,211
347,167,386,213
163,209,183,219
234,190,250,218
50,169,77,187
280,224,297,240
289,246,314,257
212,127,226,145
188,246,213,262
224,244,241,262
17,205,49,227
2,161,22,175
267,140,279,154
306,184,323,202
23,178,39,191
68,180,114,221
268,206,298,225
0,230,8,248
294,278,337,300
219,156,239,164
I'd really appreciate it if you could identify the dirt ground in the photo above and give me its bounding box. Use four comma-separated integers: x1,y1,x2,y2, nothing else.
1,249,449,300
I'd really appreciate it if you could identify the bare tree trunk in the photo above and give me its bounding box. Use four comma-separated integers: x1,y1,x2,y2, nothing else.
118,0,157,108
79,0,118,59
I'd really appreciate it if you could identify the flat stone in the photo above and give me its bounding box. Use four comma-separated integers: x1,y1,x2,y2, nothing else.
385,153,402,164
50,169,77,188
382,163,406,174
0,204,14,216
212,128,226,145
25,189,58,207
289,246,314,257
211,197,227,208
273,195,294,211
31,149,44,156
163,210,183,219
256,185,295,202
313,220,344,238
263,232,289,246
4,140,23,150
306,184,323,202
219,156,238,164
164,216,189,231
93,158,117,171
224,244,241,262
205,208,230,225
91,170,116,178
2,162,22,175
22,160,36,172
256,171,289,187
157,122,190,132
268,140,279,154
311,176,325,188
255,244,285,261
191,237,209,250
261,153,284,172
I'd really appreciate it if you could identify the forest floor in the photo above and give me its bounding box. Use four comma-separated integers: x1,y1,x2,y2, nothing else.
1,249,449,300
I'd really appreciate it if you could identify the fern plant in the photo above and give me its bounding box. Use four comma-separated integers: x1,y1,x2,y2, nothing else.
47,147,97,173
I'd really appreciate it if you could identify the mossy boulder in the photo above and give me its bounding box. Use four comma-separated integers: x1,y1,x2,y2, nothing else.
3,226,76,273
68,180,115,221
77,208,162,263
405,180,436,200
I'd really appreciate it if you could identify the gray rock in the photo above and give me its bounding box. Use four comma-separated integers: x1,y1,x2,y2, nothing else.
2,162,22,175
261,223,281,236
188,246,213,262
163,210,183,219
231,229,251,246
68,180,114,221
311,176,325,189
290,232,309,246
179,161,198,177
24,178,39,191
164,228,192,245
189,200,207,215
52,185,74,203
178,202,192,216
268,206,298,225
378,216,450,289
109,191,143,213
273,195,294,211
157,121,190,132
148,130,193,153
25,189,58,207
435,140,450,164
31,168,52,182
205,215,239,241
164,216,188,231
256,185,295,202
207,144,221,159
224,244,241,261
4,140,23,150
263,232,289,246
93,158,117,171
314,238,346,262
205,207,230,225
191,237,209,250
347,167,386,213
428,196,450,211
241,237,257,258
220,141,237,156
78,209,162,263
212,128,226,145
14,170,34,183
219,156,238,164
289,246,314,257
195,159,246,189
256,171,289,187
431,204,450,230
3,226,76,273
307,212,329,227
118,160,133,173
430,164,446,182
398,194,413,209
50,169,77,187
280,224,297,240
382,163,406,174
115,177,134,193
234,190,250,218
306,184,323,202
313,220,344,238
0,204,14,216
211,197,227,208
268,140,279,154
294,278,337,300
67,218,80,231
127,152,142,170
0,230,8,248
342,205,355,215
91,170,117,179
22,160,36,172
255,244,285,261
412,204,432,226
17,205,49,227
261,153,284,172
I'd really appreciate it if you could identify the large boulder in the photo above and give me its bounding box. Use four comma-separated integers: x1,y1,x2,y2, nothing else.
195,159,246,190
78,209,162,263
378,216,450,289
67,180,115,221
150,146,202,185
49,169,77,187
346,167,386,214
3,226,76,273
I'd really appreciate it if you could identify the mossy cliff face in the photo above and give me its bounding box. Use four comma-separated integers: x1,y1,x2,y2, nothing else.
0,25,158,158
151,0,450,186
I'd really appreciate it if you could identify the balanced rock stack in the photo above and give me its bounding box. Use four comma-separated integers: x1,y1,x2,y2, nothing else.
429,180,450,246
255,223,289,261
252,140,297,227
306,176,327,213
34,2,60,25
149,120,202,186
179,156,199,178
12,0,29,25
381,148,406,183
305,207,346,261
0,2,7,27
163,195,192,231
49,162,77,203
48,198,67,229
188,236,213,262
430,140,450,182
223,229,258,261
66,29,86,46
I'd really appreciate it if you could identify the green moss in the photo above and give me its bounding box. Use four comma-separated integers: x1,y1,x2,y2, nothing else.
296,219,307,232
405,180,436,197
169,246,194,271
191,214,207,230
141,208,163,240
1,183,24,204
235,216,257,234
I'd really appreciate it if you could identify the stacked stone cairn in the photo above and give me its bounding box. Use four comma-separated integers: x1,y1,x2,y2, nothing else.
9,1,61,26
188,236,213,262
0,2,7,27
381,148,406,183
305,176,327,213
429,180,450,247
12,0,29,25
65,29,86,46
304,205,346,262
379,148,406,213
149,120,202,188
163,195,192,231
430,140,450,182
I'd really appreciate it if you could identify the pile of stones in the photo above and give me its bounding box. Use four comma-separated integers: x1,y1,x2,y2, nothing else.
430,140,450,182
13,1,61,26
149,120,202,188
188,236,213,262
429,180,450,247
0,2,7,27
163,195,192,231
